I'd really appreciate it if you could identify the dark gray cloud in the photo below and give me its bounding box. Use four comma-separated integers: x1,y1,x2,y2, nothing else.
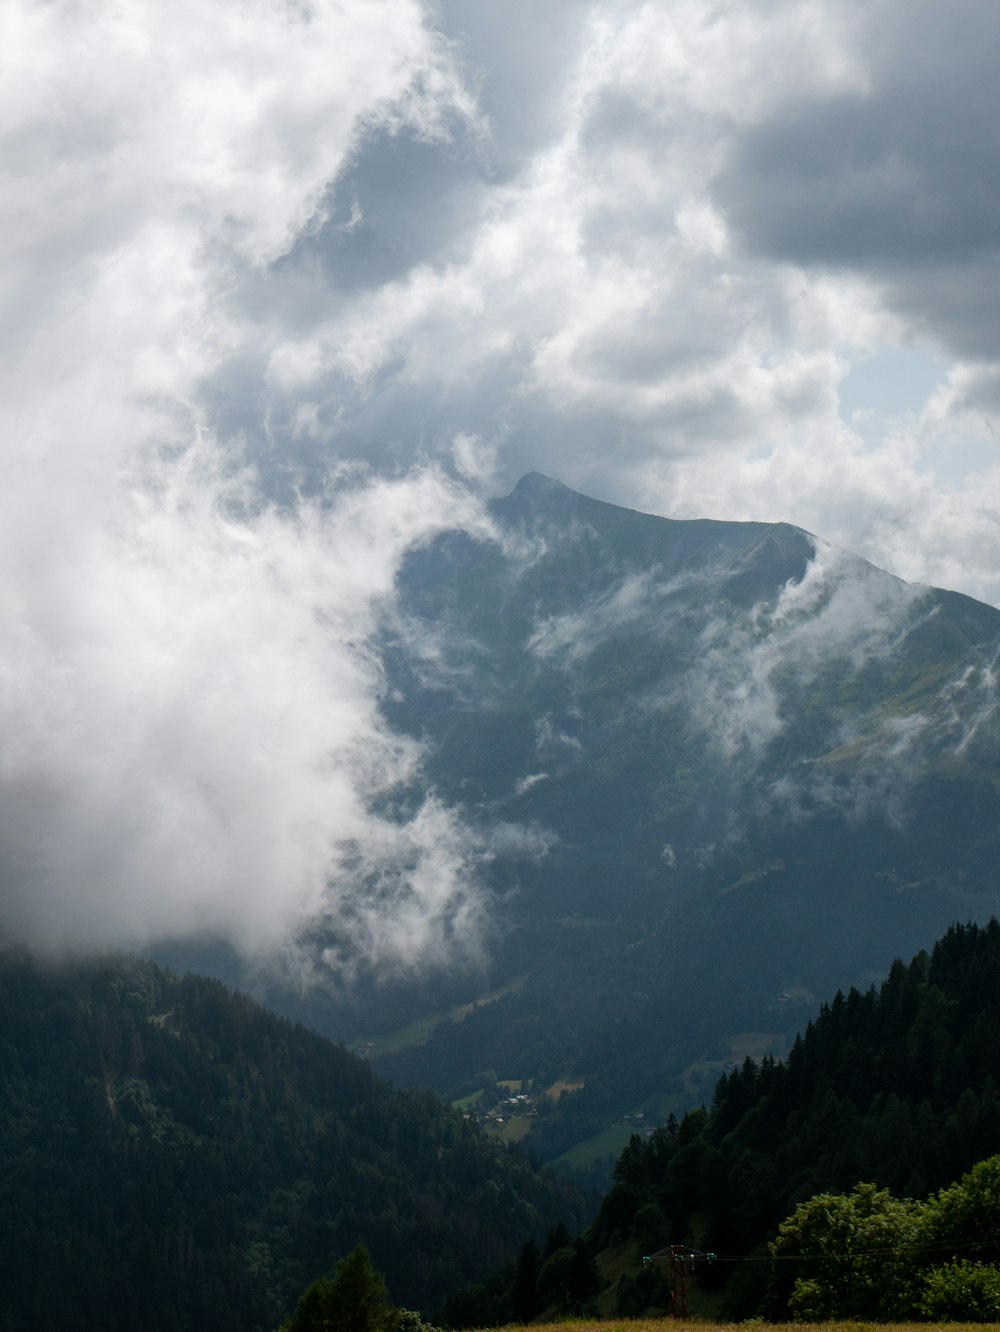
285,126,490,296
714,0,1000,359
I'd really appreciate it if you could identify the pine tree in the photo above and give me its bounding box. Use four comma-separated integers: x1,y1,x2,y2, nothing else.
281,1245,394,1332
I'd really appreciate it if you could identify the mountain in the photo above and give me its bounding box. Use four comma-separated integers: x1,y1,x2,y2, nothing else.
348,473,1000,1155
0,950,582,1331
191,471,1000,1172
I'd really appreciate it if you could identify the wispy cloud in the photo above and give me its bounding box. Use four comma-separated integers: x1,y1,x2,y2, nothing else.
686,541,926,761
528,568,696,666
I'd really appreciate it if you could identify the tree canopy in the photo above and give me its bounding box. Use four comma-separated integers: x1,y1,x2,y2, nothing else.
0,951,582,1330
281,1245,394,1332
444,919,1000,1322
768,1157,1000,1322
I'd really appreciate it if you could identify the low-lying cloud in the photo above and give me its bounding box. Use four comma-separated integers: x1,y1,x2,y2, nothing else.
0,0,501,976
0,456,497,973
687,542,927,760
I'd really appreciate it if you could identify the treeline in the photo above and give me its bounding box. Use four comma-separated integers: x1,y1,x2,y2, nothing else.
591,920,1000,1269
441,1221,600,1328
444,918,1000,1321
0,950,582,1332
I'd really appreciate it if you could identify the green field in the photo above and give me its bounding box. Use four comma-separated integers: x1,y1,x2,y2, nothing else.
359,976,527,1056
556,1123,637,1169
451,1089,484,1111
471,1324,990,1332
494,1114,533,1143
357,1010,442,1056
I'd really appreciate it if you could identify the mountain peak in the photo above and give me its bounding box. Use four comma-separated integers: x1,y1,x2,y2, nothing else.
510,471,571,496
492,472,817,598
503,471,581,514
498,471,632,527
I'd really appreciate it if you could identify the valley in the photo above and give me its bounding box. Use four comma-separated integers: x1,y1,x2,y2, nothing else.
8,478,1000,1327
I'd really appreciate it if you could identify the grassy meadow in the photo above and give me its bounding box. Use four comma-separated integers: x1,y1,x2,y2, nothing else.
476,1323,994,1332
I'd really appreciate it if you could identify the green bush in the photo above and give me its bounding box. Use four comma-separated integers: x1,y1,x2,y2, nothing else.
919,1260,1000,1321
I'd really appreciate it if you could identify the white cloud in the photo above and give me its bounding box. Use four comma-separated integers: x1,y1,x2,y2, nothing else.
0,456,497,968
528,570,665,666
0,0,497,973
241,0,1000,606
683,540,926,761
452,431,502,489
6,0,1000,972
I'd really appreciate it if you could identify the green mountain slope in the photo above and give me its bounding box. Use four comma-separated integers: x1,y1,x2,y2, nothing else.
363,474,1000,1153
0,950,581,1331
208,472,1000,1172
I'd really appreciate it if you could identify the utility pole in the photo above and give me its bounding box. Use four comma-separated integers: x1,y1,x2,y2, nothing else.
644,1243,716,1318
670,1245,688,1319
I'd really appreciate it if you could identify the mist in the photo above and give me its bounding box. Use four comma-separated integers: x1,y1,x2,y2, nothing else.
0,0,498,975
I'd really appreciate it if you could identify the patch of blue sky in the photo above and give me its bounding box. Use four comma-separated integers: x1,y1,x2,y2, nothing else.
838,346,947,444
839,346,1000,487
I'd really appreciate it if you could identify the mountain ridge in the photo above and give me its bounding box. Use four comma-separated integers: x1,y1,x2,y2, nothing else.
490,471,821,602
365,473,1000,1161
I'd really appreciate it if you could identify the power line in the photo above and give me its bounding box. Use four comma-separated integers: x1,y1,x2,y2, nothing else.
645,1235,1000,1265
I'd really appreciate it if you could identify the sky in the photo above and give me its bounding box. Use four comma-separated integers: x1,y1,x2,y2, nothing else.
3,0,1000,971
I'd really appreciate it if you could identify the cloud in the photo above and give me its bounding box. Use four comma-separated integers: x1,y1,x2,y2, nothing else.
528,570,669,666
273,0,1000,904
223,0,1000,607
0,0,506,976
0,457,500,971
685,540,927,760
714,0,1000,347
514,513,948,837
533,716,583,768
6,0,1000,974
522,521,935,779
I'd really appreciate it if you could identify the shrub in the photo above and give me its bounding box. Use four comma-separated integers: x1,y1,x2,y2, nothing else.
919,1259,1000,1321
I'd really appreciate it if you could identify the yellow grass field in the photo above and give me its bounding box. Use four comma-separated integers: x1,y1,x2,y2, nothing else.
470,1323,995,1332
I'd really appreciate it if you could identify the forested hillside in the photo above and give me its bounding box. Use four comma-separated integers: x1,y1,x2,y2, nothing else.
445,919,1000,1323
0,950,581,1332
596,918,1000,1252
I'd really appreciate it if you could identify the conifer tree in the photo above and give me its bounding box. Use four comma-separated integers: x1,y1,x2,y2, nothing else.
281,1244,394,1332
